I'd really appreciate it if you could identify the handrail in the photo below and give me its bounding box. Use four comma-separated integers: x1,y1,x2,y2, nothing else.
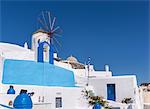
0,104,14,109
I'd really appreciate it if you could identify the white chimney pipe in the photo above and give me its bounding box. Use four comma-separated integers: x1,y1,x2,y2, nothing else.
105,65,109,72
54,53,57,58
24,42,28,49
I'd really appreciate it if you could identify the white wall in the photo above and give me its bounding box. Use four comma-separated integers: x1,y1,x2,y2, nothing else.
89,76,137,102
54,61,72,71
0,84,88,109
72,69,112,86
0,43,34,61
90,71,112,77
73,68,112,78
0,55,4,85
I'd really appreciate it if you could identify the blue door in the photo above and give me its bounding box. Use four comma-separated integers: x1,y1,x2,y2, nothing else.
107,84,116,101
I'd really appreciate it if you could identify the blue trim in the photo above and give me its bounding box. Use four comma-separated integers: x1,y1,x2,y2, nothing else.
37,42,44,62
49,42,54,64
37,41,50,63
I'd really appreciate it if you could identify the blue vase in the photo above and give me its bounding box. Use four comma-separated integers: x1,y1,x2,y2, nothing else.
7,85,15,94
93,103,102,109
13,90,32,109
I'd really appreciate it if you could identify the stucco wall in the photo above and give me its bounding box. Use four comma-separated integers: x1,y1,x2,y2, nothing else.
89,76,137,102
0,84,87,109
143,92,150,103
0,55,4,84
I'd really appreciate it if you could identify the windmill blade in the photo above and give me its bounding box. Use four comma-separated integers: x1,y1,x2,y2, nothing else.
51,38,59,53
37,11,62,52
48,12,52,30
53,36,62,47
55,28,63,34
53,33,62,37
53,28,63,37
51,26,60,33
38,18,48,31
51,17,56,31
42,11,49,31
53,43,59,53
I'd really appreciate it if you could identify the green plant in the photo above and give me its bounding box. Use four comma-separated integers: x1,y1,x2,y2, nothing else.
121,98,133,104
88,96,109,107
82,88,110,109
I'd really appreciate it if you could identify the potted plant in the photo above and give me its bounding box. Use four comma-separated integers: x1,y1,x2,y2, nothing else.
121,98,133,104
82,88,110,109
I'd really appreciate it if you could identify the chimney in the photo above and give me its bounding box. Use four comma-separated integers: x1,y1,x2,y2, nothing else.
105,65,109,72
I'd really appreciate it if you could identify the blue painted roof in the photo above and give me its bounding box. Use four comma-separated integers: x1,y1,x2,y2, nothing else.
2,59,75,87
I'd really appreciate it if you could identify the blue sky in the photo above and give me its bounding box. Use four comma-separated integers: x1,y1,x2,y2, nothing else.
0,1,149,84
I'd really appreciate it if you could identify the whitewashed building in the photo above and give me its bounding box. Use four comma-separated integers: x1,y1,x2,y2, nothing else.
0,30,143,109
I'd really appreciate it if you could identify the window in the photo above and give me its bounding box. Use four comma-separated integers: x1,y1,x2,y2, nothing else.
56,97,62,108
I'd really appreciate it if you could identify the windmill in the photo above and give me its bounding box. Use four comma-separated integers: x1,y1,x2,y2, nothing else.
37,11,62,64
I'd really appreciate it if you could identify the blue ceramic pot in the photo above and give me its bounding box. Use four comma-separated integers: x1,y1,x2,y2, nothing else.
13,90,32,109
93,102,102,109
7,86,15,94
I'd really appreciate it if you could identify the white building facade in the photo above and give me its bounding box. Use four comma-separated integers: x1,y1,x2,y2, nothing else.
0,30,143,109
